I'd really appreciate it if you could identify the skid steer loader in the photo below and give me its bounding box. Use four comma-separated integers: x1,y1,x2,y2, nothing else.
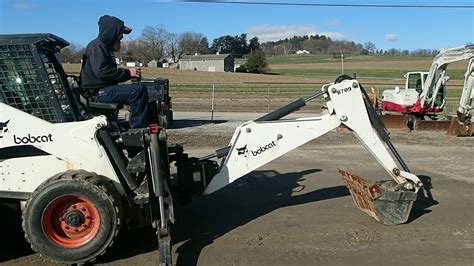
0,34,423,265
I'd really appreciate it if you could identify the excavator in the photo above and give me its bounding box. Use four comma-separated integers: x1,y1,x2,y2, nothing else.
381,45,474,135
1,34,423,265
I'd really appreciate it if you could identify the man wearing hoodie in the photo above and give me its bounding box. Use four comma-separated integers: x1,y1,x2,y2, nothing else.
81,15,148,128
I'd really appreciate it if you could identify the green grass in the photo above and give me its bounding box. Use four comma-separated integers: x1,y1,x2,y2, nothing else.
265,54,432,65
271,69,466,82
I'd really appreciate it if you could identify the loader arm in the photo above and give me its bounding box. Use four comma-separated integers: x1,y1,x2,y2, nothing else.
204,79,422,195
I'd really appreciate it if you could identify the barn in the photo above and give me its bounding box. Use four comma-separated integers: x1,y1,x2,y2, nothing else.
179,54,234,72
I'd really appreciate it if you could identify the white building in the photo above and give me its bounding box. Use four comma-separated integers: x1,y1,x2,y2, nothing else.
296,50,310,55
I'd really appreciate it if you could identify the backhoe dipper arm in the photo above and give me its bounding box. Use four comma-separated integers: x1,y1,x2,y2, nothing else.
204,79,422,194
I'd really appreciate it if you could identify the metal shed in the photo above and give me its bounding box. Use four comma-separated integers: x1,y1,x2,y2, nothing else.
179,54,234,72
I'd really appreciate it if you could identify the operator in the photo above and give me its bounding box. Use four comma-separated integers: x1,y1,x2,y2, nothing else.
80,15,149,128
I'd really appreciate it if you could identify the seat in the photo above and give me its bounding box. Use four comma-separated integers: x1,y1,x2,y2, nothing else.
67,75,123,120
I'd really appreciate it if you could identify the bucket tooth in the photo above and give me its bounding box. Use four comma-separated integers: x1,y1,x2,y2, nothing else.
339,169,418,225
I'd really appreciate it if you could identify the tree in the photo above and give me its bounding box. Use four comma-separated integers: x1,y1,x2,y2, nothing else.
180,32,209,55
210,34,251,56
60,43,84,63
210,35,236,54
198,37,210,54
276,42,294,55
120,39,147,63
244,49,268,74
248,36,260,52
363,42,377,53
139,25,169,62
168,32,182,63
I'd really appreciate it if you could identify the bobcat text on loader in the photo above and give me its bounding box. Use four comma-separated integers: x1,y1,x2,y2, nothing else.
0,34,423,265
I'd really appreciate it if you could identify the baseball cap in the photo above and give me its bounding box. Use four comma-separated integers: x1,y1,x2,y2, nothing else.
123,26,132,34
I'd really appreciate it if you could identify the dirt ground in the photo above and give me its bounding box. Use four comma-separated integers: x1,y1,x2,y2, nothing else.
1,113,473,265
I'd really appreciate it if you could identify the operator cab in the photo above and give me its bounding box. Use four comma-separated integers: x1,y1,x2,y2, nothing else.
405,71,429,93
0,34,122,124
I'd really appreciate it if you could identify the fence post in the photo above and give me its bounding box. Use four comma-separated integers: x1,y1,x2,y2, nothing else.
267,83,270,112
211,82,215,121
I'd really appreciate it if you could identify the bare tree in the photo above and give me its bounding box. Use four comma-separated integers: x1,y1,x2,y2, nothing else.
276,42,294,55
363,42,377,53
60,43,84,63
120,39,147,63
168,33,182,63
180,32,201,54
139,25,169,62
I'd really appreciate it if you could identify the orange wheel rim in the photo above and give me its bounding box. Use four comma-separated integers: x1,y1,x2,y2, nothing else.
42,195,101,248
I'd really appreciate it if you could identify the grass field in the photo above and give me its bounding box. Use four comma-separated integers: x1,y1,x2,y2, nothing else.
63,53,468,114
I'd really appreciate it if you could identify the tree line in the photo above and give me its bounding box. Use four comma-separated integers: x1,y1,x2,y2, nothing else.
60,24,443,64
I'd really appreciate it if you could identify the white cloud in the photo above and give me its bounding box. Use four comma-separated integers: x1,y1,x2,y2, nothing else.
15,3,35,9
247,25,318,42
320,31,348,41
328,19,341,28
385,34,400,42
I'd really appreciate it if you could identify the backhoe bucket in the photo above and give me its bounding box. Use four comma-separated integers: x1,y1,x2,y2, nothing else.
339,170,418,225
447,116,473,136
414,120,450,132
378,115,409,131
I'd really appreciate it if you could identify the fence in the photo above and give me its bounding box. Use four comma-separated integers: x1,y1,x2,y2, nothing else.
169,81,464,115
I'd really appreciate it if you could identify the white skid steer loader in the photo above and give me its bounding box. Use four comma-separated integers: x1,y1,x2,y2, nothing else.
0,34,422,265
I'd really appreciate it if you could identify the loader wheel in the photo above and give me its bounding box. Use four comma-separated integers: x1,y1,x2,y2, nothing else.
22,171,122,264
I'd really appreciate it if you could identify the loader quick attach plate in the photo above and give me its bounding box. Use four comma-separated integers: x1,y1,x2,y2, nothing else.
339,169,418,225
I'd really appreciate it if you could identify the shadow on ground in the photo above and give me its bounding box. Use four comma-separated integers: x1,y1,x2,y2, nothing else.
407,174,439,223
171,119,227,129
2,170,437,264
97,168,350,264
0,202,34,263
172,168,351,265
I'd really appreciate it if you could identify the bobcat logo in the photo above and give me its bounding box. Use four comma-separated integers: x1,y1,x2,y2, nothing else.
0,119,10,139
236,145,248,157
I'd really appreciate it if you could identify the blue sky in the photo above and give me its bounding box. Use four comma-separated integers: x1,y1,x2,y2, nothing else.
0,0,473,51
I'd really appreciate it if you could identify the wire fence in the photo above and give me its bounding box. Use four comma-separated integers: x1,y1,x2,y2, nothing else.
169,81,464,115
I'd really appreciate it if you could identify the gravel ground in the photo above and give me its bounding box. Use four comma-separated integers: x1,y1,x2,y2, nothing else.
1,113,473,265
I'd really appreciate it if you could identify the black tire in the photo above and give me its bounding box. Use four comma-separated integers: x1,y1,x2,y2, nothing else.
22,170,122,264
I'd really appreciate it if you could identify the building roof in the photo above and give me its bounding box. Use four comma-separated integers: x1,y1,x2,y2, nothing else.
180,54,232,61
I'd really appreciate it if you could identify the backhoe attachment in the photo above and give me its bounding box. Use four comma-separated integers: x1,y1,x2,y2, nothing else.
197,76,421,225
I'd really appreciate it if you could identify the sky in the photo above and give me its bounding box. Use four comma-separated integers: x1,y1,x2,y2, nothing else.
0,0,473,51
